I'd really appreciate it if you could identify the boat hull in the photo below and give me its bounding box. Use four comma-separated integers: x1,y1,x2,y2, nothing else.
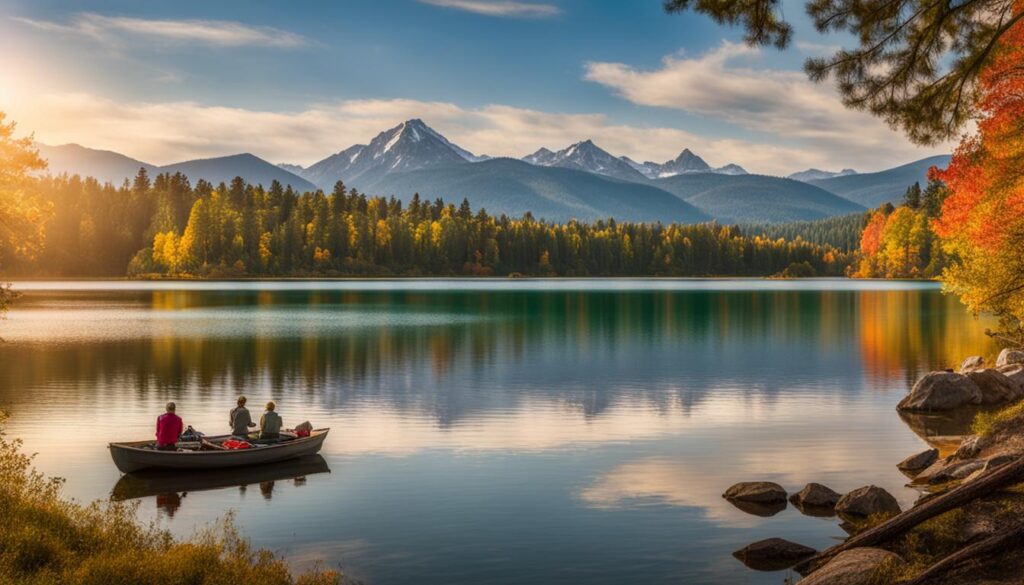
108,429,329,473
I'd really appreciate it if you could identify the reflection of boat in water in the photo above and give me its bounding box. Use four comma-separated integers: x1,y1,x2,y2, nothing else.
108,429,329,473
111,454,331,502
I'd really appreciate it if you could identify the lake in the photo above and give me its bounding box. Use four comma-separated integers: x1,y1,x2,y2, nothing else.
0,279,998,584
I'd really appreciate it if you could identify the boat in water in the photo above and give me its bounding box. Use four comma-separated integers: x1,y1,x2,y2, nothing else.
108,429,329,473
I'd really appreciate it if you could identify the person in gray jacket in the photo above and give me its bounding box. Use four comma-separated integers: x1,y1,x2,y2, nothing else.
230,396,256,437
259,401,283,440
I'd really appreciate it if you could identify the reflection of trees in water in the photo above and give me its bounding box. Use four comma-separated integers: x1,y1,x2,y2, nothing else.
856,290,998,386
0,289,995,424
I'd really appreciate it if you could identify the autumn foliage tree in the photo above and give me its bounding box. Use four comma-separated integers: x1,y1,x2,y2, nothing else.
854,182,947,279
935,4,1024,342
0,112,51,316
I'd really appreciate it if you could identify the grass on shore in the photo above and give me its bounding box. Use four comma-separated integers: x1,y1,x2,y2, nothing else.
972,400,1024,437
0,412,339,585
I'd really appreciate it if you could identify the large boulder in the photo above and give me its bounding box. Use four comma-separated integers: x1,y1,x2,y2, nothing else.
732,537,816,571
789,483,842,509
835,485,901,518
996,348,1024,368
897,448,939,475
967,369,1024,405
960,355,985,373
799,548,905,585
897,372,981,411
722,481,787,503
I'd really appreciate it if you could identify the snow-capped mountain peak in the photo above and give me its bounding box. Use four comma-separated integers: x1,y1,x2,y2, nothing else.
299,119,485,190
523,147,557,165
521,139,647,182
627,148,747,178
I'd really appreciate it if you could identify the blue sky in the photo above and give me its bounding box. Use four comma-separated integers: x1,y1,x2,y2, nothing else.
0,0,949,174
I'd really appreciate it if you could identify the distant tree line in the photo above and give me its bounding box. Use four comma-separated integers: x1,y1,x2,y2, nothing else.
6,169,855,278
741,213,869,252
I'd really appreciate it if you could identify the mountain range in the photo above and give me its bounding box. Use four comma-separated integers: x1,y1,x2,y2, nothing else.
788,168,858,183
35,143,315,192
622,149,747,178
36,119,949,224
807,155,952,208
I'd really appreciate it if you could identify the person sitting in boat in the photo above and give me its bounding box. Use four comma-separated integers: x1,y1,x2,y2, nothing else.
230,395,256,437
259,401,283,440
155,402,184,451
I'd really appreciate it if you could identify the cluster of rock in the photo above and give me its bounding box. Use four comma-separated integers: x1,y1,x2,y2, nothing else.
897,349,1024,412
723,480,903,577
897,349,1024,490
723,349,1024,583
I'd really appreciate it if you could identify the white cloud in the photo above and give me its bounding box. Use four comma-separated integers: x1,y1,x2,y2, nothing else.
418,0,560,18
584,42,952,168
9,92,847,173
795,40,842,54
11,13,307,48
6,86,943,175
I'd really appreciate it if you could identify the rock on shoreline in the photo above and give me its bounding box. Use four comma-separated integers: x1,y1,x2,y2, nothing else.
722,481,787,503
835,485,902,518
790,482,842,509
897,372,982,411
897,448,939,476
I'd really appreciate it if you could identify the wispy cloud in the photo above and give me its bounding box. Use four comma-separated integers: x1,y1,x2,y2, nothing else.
418,0,560,18
584,41,954,163
7,92,940,175
11,13,308,48
795,40,841,54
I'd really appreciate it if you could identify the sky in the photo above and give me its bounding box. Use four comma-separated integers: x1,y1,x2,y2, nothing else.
0,0,953,175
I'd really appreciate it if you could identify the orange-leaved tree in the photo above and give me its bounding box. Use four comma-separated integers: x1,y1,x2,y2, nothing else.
935,2,1024,343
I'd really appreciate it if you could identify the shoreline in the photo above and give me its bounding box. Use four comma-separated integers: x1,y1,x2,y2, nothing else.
728,350,1024,584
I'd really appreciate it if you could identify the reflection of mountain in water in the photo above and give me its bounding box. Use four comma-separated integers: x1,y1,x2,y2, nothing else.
0,288,996,427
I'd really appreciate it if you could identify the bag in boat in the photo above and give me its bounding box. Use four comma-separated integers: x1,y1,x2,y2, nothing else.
176,425,206,450
180,425,205,442
294,421,313,437
221,439,253,450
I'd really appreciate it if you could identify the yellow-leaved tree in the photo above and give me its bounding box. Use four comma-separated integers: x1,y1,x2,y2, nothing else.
0,112,51,316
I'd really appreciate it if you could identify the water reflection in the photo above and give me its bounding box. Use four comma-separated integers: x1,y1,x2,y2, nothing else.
0,281,1001,585
897,409,981,455
111,455,331,502
0,286,998,427
113,455,330,519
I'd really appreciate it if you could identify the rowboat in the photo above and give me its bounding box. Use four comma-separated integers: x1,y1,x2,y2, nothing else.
108,429,329,473
111,454,331,501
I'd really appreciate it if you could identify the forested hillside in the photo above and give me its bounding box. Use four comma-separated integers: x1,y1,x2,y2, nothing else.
742,213,869,252
7,169,854,278
653,172,865,223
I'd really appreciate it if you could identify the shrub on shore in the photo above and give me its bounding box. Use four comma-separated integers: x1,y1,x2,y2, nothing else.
0,412,339,585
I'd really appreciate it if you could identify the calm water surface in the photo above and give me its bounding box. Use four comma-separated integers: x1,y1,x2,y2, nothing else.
0,279,999,584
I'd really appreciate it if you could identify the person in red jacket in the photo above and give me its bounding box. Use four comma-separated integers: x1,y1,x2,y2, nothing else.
155,402,184,450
